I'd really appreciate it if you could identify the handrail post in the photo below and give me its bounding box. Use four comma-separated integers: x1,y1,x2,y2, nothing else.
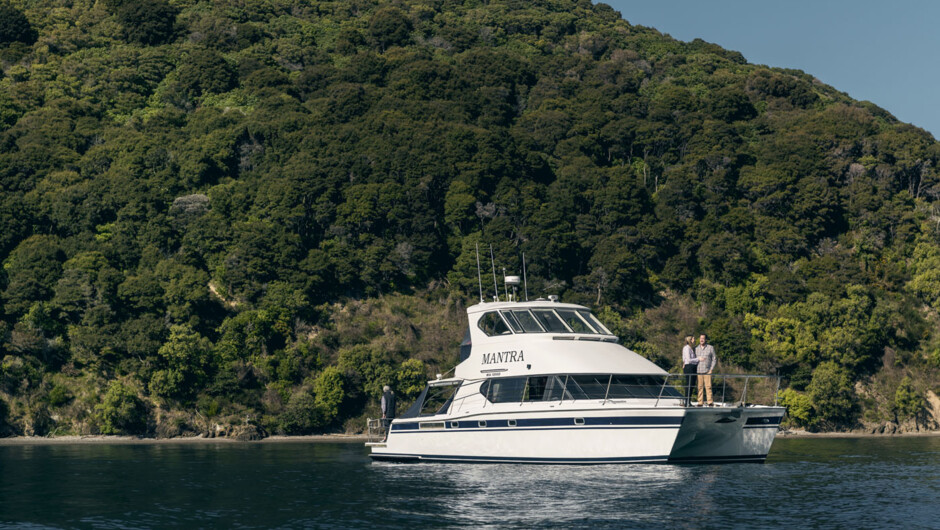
602,374,612,404
655,375,669,407
721,375,726,405
741,375,750,406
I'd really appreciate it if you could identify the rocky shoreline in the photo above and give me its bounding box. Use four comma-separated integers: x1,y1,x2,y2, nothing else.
0,433,370,445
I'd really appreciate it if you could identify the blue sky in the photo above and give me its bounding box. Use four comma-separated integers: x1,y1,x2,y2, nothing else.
602,1,939,139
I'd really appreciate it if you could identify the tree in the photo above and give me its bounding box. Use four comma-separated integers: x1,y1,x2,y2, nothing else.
2,236,66,317
149,325,210,401
313,367,345,424
806,362,856,428
368,7,412,51
893,377,922,421
176,49,237,98
95,381,148,434
107,0,178,46
0,2,37,44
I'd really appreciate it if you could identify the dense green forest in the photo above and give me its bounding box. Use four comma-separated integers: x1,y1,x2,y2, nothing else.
0,0,937,437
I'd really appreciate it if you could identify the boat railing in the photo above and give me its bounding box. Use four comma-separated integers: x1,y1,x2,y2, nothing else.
366,418,385,443
655,373,781,408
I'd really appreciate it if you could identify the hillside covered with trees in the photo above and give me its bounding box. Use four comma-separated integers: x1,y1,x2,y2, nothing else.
1,0,938,437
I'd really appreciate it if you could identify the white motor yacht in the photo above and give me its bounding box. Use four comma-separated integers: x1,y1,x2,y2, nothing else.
367,296,785,464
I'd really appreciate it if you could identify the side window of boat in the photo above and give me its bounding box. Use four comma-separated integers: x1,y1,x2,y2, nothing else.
523,376,548,401
578,310,612,335
608,375,658,399
555,309,596,333
478,311,512,336
531,309,570,333
480,377,527,403
500,310,524,333
568,375,608,399
510,310,545,332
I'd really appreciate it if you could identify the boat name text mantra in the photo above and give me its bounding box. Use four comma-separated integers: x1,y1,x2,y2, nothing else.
481,350,525,365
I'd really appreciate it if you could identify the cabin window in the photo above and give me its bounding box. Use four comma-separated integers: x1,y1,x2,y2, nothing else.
501,310,524,333
523,375,567,401
510,310,545,332
605,375,661,399
556,309,596,333
420,382,460,416
480,377,526,403
566,375,609,400
531,309,570,333
523,376,547,402
477,308,612,335
579,311,612,335
483,375,570,403
478,311,513,336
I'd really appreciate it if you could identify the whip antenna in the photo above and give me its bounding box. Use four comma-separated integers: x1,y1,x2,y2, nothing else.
522,252,529,301
489,244,499,302
475,242,484,303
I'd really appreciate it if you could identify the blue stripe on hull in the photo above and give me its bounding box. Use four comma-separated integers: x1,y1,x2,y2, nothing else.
392,416,683,432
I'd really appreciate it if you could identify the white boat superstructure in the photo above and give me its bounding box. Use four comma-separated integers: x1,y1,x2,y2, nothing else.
367,298,784,464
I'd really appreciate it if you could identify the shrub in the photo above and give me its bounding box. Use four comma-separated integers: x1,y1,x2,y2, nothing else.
778,388,815,429
893,376,922,421
278,388,322,434
806,362,856,427
313,366,345,423
95,381,148,435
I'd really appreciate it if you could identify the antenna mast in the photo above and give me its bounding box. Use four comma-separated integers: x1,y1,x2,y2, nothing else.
475,243,484,303
522,252,528,301
489,245,499,302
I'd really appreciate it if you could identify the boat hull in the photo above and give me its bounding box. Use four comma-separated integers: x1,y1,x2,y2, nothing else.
667,406,785,463
368,405,784,464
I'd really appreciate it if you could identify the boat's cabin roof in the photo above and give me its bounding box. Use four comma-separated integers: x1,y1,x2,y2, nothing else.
467,300,616,339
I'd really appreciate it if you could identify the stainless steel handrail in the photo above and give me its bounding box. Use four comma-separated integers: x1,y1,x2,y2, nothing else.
450,373,781,409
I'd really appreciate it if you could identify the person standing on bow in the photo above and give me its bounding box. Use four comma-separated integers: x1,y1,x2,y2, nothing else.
681,336,698,406
695,334,717,406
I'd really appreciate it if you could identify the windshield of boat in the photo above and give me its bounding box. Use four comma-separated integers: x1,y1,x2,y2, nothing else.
477,308,613,336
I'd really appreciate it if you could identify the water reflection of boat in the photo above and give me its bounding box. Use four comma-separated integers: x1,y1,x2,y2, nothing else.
367,297,784,464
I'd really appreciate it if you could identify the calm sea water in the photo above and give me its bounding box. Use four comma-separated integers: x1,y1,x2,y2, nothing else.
0,437,937,529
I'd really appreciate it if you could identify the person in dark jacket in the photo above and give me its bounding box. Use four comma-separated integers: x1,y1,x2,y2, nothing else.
381,385,396,434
